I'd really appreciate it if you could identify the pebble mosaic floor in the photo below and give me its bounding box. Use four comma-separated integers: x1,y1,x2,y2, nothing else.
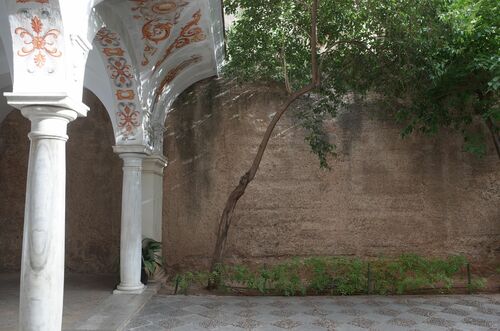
125,294,500,331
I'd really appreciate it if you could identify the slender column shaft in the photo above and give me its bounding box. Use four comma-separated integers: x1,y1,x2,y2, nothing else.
141,155,167,282
115,152,145,293
18,106,77,331
142,155,167,242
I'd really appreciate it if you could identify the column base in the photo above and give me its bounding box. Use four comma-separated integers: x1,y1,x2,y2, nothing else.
113,283,145,294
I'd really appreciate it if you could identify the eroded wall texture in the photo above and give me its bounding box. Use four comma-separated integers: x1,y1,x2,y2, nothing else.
0,80,498,274
163,78,500,270
0,90,121,274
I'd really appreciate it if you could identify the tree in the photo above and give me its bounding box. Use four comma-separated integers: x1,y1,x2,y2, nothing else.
209,0,320,280
209,0,499,272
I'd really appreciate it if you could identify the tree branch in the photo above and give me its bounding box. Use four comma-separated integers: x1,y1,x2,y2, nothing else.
281,42,292,94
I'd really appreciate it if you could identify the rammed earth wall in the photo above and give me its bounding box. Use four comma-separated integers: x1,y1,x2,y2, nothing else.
0,80,498,273
162,78,500,270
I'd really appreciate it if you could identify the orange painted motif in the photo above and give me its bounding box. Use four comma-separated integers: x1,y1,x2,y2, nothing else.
116,90,135,100
96,28,120,47
108,57,134,87
15,16,62,68
16,0,49,3
95,27,141,137
154,55,201,106
152,2,177,14
142,20,172,44
103,48,125,56
117,103,140,133
153,9,205,73
130,0,188,66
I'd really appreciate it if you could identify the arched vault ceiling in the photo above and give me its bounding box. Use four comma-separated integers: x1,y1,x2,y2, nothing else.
95,0,224,121
0,0,224,149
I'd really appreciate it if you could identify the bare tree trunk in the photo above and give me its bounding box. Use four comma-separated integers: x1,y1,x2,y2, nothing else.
208,0,320,281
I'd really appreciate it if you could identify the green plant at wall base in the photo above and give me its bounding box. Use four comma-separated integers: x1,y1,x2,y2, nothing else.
142,238,162,277
172,254,483,296
269,260,307,296
332,257,367,295
468,278,487,293
370,254,468,294
175,272,194,295
305,257,333,294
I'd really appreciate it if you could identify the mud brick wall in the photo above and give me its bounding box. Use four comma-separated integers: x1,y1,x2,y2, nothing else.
163,79,500,270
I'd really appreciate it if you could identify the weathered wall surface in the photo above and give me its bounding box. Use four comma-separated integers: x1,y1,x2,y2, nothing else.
163,78,500,270
0,90,121,273
1,80,498,273
0,105,29,272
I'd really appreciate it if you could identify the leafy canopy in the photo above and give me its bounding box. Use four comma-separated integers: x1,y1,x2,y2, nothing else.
224,0,500,164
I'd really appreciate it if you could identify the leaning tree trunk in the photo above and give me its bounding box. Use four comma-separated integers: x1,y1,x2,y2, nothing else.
208,0,320,284
486,117,500,159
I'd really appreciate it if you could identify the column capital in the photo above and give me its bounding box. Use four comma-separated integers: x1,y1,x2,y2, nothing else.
113,144,153,157
143,154,168,176
4,93,89,118
19,105,80,142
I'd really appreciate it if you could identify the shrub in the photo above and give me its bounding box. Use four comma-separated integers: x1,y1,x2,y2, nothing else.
172,254,483,296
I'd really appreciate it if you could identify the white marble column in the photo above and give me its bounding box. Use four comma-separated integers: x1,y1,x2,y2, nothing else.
113,146,150,294
142,155,167,242
16,105,78,331
141,155,167,282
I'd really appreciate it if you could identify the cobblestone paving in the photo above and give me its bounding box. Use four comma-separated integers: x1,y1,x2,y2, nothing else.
125,294,500,331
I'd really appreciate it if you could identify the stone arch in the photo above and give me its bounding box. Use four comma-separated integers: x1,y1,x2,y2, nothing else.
156,54,215,124
83,44,116,134
92,26,144,144
147,3,214,117
65,87,122,274
141,1,223,153
143,53,216,154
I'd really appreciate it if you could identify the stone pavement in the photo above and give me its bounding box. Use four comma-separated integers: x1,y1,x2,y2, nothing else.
0,273,160,331
0,273,119,331
125,294,500,331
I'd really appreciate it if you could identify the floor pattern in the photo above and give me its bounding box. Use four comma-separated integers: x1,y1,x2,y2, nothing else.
125,294,500,331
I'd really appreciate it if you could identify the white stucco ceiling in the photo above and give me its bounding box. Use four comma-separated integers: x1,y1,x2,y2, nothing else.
0,0,224,151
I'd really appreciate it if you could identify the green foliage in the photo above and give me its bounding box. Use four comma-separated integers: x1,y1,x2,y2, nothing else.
331,257,367,295
371,254,468,294
269,259,307,296
224,0,500,162
468,277,487,293
305,257,333,293
172,254,473,295
175,272,193,295
142,238,162,277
